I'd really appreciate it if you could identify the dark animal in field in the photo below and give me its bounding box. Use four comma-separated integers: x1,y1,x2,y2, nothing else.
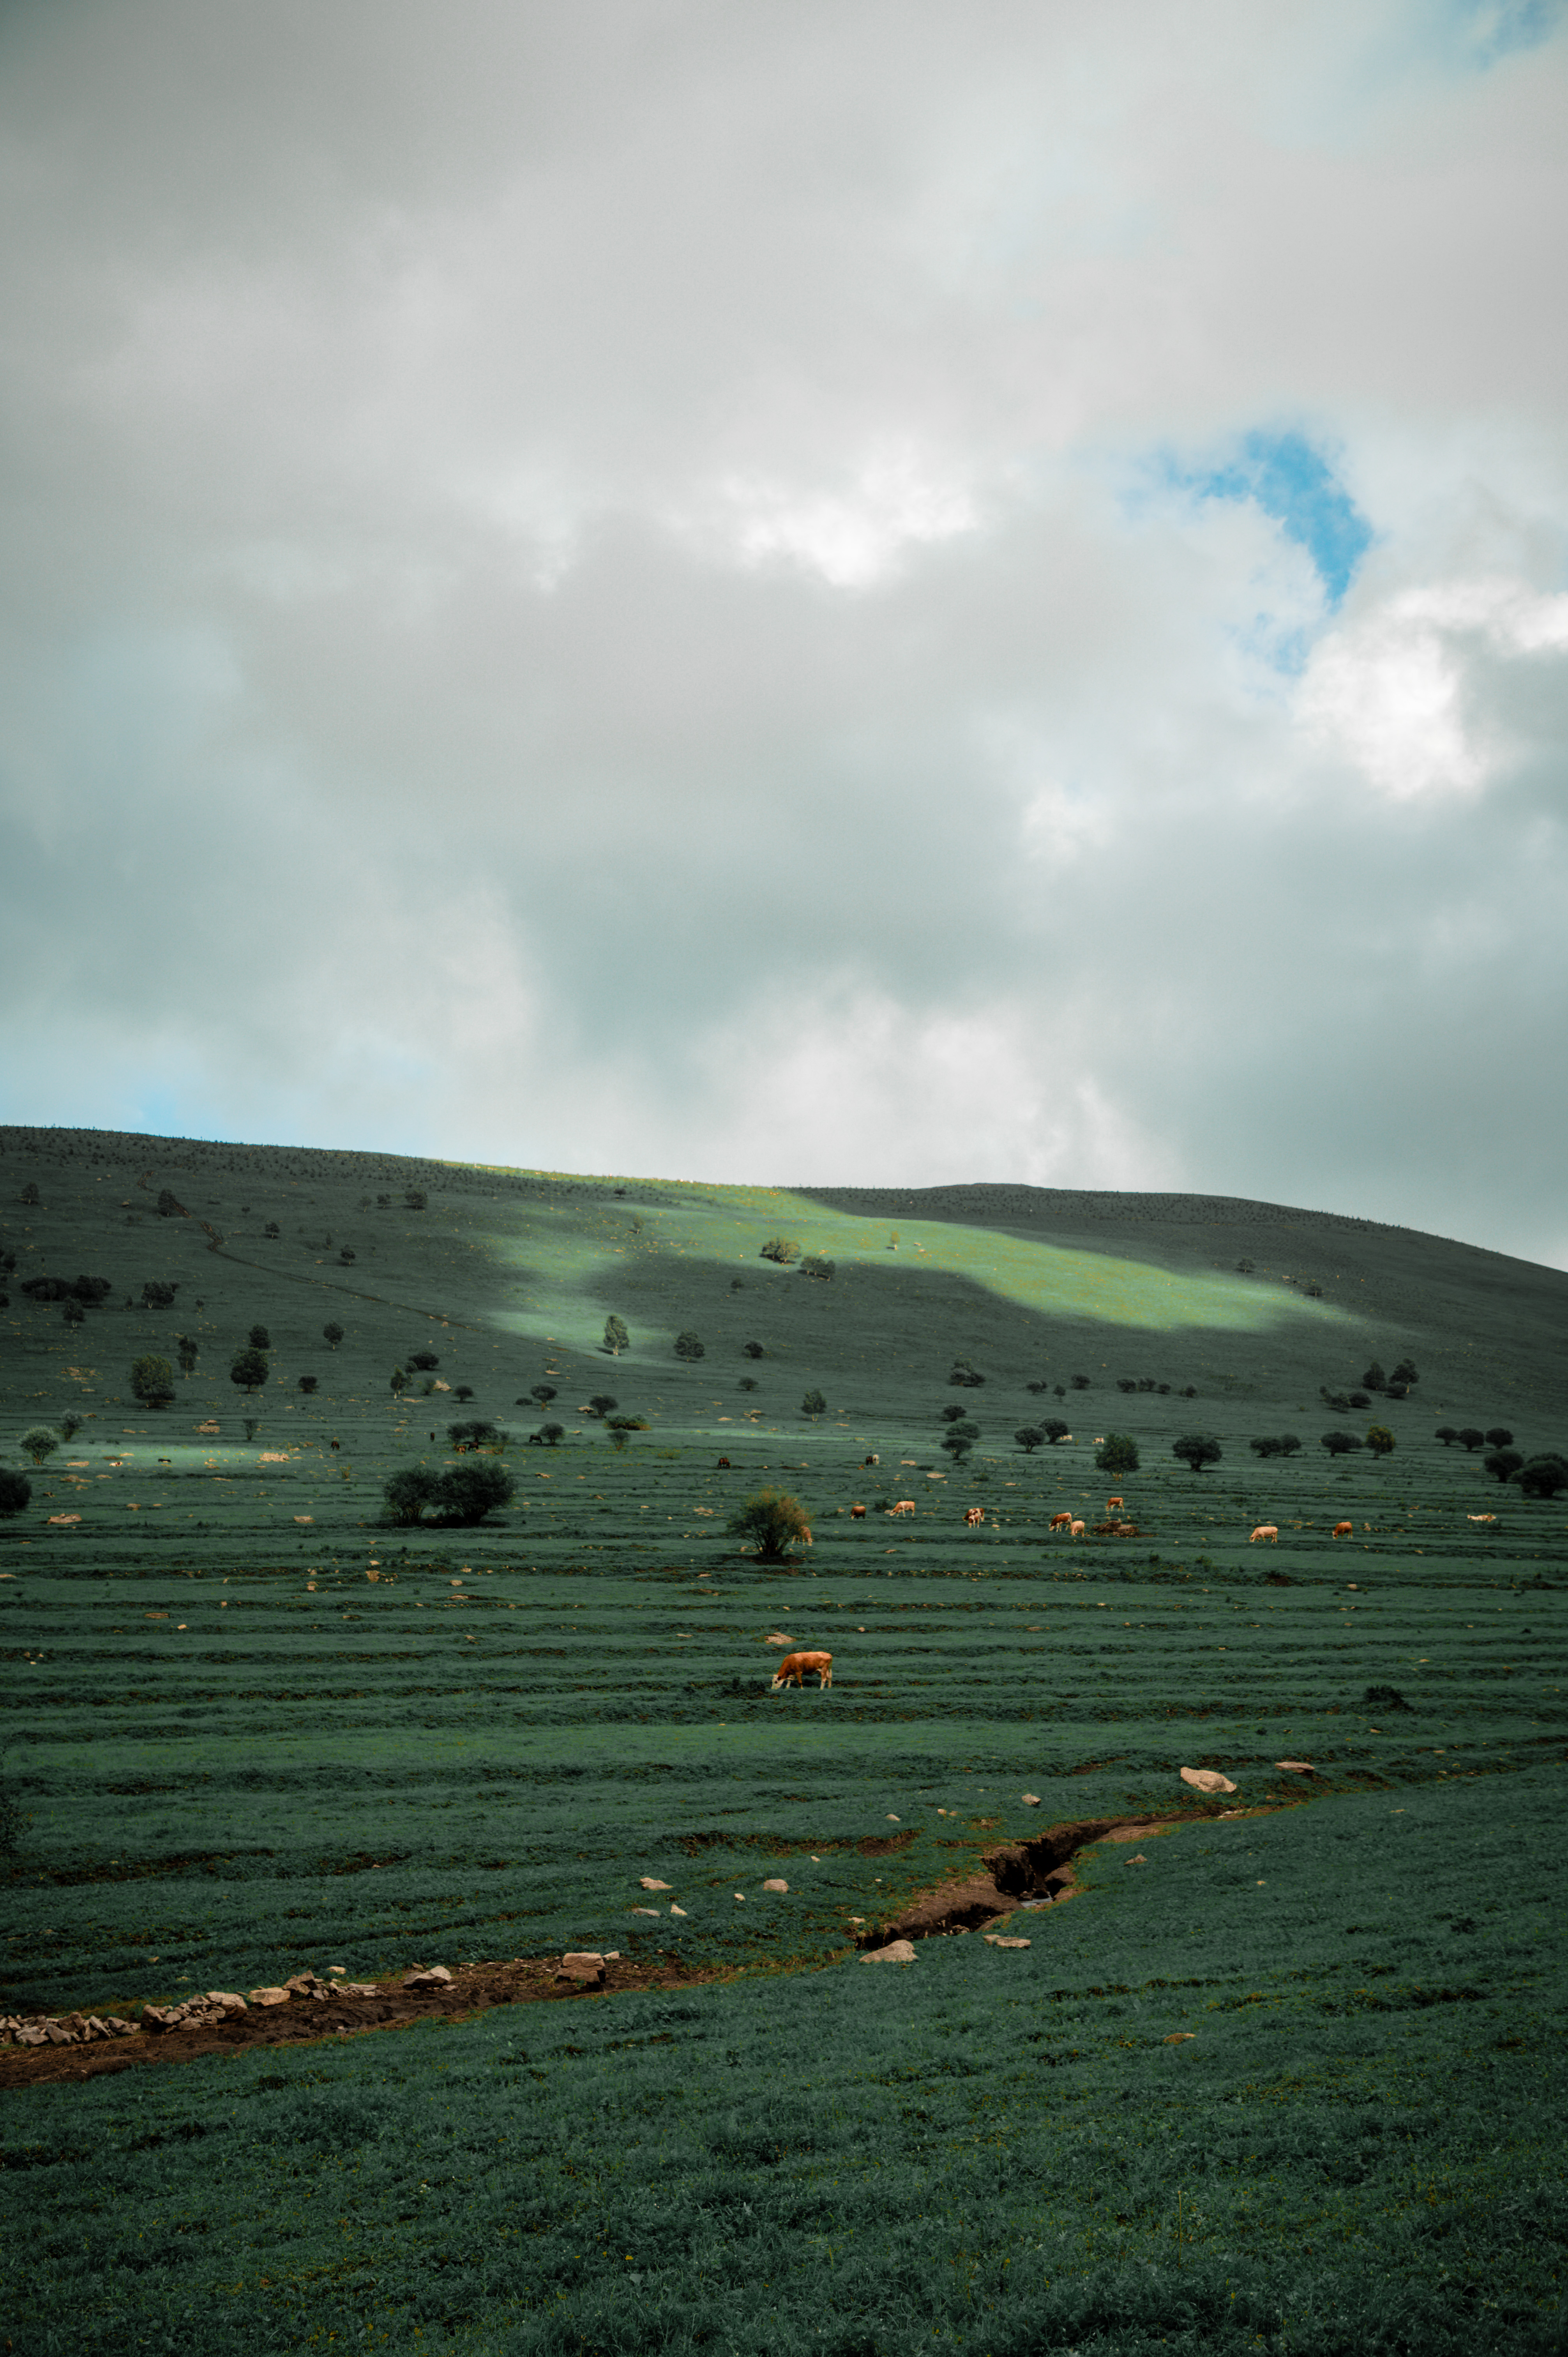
770,1650,832,1691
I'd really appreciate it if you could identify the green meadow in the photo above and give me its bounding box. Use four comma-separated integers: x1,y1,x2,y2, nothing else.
2,1125,1566,2354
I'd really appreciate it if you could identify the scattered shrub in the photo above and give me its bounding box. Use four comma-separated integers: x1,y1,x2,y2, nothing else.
390,1368,407,1396
176,1336,199,1376
602,1315,629,1357
323,1322,344,1349
62,1297,84,1327
338,1247,355,1264
1365,1684,1413,1712
1391,1357,1419,1385
1457,1428,1485,1452
799,1256,835,1281
384,1468,441,1525
297,1374,319,1394
264,1220,281,1239
131,1354,175,1409
1249,1434,1301,1458
1095,1433,1139,1476
404,1189,427,1210
1040,1419,1071,1445
230,1347,268,1396
1361,1360,1387,1392
587,1394,617,1419
742,1341,765,1360
738,1378,758,1392
453,1385,474,1402
449,1419,501,1450
1435,1426,1458,1447
1321,1431,1364,1456
801,1389,827,1419
1172,1434,1221,1473
1365,1424,1396,1458
1014,1427,1045,1452
530,1385,557,1406
141,1281,179,1311
728,1488,812,1561
439,1460,516,1523
408,1350,440,1373
1116,1377,1137,1394
1484,1450,1523,1485
760,1238,801,1265
248,1325,271,1351
1070,1374,1091,1390
1516,1454,1568,1500
1484,1427,1514,1450
19,1426,58,1466
19,1182,40,1206
948,1358,985,1387
940,1419,980,1462
0,1469,32,1517
532,1422,565,1448
673,1331,705,1360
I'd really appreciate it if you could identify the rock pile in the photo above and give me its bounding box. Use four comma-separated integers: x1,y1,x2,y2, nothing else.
4,2012,136,2046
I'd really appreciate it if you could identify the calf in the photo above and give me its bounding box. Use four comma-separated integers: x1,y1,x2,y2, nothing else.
771,1650,832,1691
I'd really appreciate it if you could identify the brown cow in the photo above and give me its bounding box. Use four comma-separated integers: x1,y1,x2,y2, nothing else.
850,1502,866,1520
1249,1525,1278,1544
717,1456,731,1468
964,1506,985,1528
1333,1520,1353,1538
889,1500,915,1518
1049,1511,1073,1531
771,1650,832,1691
1107,1495,1123,1512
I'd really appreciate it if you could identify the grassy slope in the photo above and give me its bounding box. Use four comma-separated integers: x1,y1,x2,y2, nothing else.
2,1125,1566,2354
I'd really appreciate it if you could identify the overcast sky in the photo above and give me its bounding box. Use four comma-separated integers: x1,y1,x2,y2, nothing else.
2,1,1565,1267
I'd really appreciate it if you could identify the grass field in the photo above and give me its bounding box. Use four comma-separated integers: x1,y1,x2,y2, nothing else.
2,1125,1565,2353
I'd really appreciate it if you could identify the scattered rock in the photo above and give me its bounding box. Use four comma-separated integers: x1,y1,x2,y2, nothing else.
1180,1767,1237,1795
556,1952,606,1986
860,1938,917,1966
208,1991,248,2012
669,1904,687,1917
402,1967,454,1992
983,1935,1030,1949
1164,2032,1195,2044
631,1906,660,1917
638,1877,672,1890
764,1633,793,1647
1021,1793,1042,1807
1124,1854,1148,1865
761,1878,788,1893
250,1987,289,2007
1275,1760,1315,1775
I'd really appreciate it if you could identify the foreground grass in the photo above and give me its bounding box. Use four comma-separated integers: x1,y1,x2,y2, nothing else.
5,1771,1565,2355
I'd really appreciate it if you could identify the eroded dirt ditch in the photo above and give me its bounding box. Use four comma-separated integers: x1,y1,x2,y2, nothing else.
1,1809,1267,2093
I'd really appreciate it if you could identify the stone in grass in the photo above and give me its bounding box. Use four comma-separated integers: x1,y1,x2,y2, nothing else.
251,1987,289,2007
639,1877,672,1890
669,1905,688,1917
631,1906,660,1917
403,1966,454,1991
860,1939,918,1966
983,1935,1030,1949
1180,1767,1237,1795
1275,1760,1316,1775
761,1878,788,1893
556,1952,606,1986
1021,1793,1042,1807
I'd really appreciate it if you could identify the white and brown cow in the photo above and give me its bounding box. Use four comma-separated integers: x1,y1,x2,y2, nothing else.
770,1650,833,1691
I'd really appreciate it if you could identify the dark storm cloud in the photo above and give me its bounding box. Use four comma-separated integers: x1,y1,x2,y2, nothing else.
1,1,1565,1263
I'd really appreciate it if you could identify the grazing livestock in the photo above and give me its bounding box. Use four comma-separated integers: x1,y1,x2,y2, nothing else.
1107,1495,1123,1512
1069,1519,1086,1539
850,1502,866,1520
717,1456,731,1468
1249,1525,1278,1544
771,1650,832,1691
1333,1520,1353,1538
964,1506,985,1528
864,1454,879,1466
1049,1510,1073,1531
1466,1512,1497,1524
889,1500,915,1518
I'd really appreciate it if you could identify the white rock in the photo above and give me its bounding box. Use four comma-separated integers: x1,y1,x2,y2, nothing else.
669,1905,687,1917
1180,1767,1237,1795
1021,1793,1042,1807
761,1878,788,1893
250,1987,289,2007
638,1877,672,1890
860,1938,917,1966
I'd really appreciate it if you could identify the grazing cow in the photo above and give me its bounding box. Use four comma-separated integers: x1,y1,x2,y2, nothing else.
717,1456,731,1468
1466,1512,1497,1524
1069,1519,1086,1539
1107,1495,1123,1512
1249,1525,1278,1544
850,1502,866,1520
964,1506,985,1528
771,1650,832,1691
889,1500,915,1518
1332,1521,1353,1539
864,1454,879,1467
1049,1511,1073,1531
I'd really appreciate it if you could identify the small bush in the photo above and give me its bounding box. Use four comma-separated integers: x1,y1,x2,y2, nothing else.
62,1297,85,1328
586,1394,617,1419
799,1256,836,1281
230,1348,269,1396
141,1281,179,1311
390,1368,407,1396
1321,1431,1364,1456
405,1189,427,1210
742,1341,765,1359
1365,1684,1413,1712
533,1422,565,1447
439,1459,515,1524
1116,1377,1137,1394
1070,1374,1091,1390
948,1359,985,1387
20,1182,40,1206
1014,1427,1045,1452
760,1238,801,1265
1516,1454,1568,1500
1361,1361,1387,1392
408,1350,440,1373
673,1331,705,1361
728,1487,812,1561
1484,1427,1513,1450
248,1324,271,1350
176,1336,198,1376
941,1420,980,1462
131,1354,175,1409
19,1426,58,1466
1484,1449,1523,1485
448,1419,501,1450
738,1378,758,1393
1365,1424,1395,1457
1095,1433,1139,1476
323,1322,344,1349
453,1385,474,1402
297,1375,319,1395
1435,1426,1457,1447
602,1315,629,1357
0,1469,32,1517
1457,1428,1485,1452
1172,1434,1221,1473
384,1468,441,1525
1041,1419,1071,1445
801,1389,826,1419
1391,1357,1419,1385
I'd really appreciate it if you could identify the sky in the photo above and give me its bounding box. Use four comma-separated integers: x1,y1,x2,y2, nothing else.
2,0,1566,1268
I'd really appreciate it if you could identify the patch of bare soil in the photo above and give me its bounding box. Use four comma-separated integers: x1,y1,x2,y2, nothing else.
0,1953,722,2094
855,1813,1204,1947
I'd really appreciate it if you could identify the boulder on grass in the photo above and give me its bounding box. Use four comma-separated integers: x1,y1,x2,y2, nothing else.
860,1938,917,1966
1180,1767,1237,1795
556,1952,606,1986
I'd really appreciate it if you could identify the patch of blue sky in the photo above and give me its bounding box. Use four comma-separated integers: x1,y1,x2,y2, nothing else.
1445,0,1565,70
1172,430,1374,608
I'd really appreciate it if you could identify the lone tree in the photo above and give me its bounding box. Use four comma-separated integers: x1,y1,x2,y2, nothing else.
1485,1449,1524,1486
323,1322,344,1350
176,1335,199,1376
408,1350,440,1373
1014,1426,1046,1453
1516,1454,1568,1499
439,1460,515,1524
530,1384,557,1406
62,1297,85,1329
1321,1431,1364,1457
20,1182,40,1206
673,1330,705,1361
800,1389,827,1420
728,1486,812,1562
1435,1426,1458,1447
141,1281,178,1311
230,1346,268,1396
404,1188,427,1210
248,1325,270,1352
760,1237,801,1265
1172,1433,1222,1474
390,1367,407,1396
1095,1433,1139,1476
531,1422,565,1448
0,1469,31,1517
449,1418,501,1450
586,1394,617,1420
948,1359,985,1387
941,1419,980,1463
384,1467,441,1525
1040,1419,1071,1445
1365,1424,1396,1458
602,1315,629,1357
1070,1374,1091,1390
19,1426,58,1467
1361,1361,1387,1392
742,1341,765,1359
131,1354,176,1410
156,1189,182,1217
298,1375,319,1394
1390,1358,1419,1386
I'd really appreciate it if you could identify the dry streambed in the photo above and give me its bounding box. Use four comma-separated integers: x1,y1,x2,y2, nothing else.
0,1807,1284,2089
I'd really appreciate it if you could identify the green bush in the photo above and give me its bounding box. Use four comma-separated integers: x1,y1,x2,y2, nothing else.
1014,1426,1045,1452
131,1354,175,1409
1321,1430,1364,1456
602,1316,628,1357
532,1422,565,1447
1485,1427,1513,1449
297,1374,319,1394
390,1367,407,1396
759,1237,800,1264
799,1255,835,1281
448,1418,501,1450
408,1350,440,1372
940,1419,979,1461
728,1487,812,1561
438,1459,515,1524
1040,1419,1071,1445
742,1341,765,1359
248,1324,270,1350
404,1188,427,1210
586,1394,617,1419
19,1426,58,1466
948,1358,985,1387
0,1468,32,1515
1457,1427,1485,1451
673,1330,705,1360
801,1389,826,1419
1095,1433,1139,1476
1485,1449,1524,1485
1366,1424,1396,1457
323,1322,344,1349
384,1468,441,1524
176,1334,198,1375
1515,1454,1568,1499
1172,1433,1221,1472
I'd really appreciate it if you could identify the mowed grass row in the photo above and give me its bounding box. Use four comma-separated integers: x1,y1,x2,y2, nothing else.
5,1769,1565,2357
